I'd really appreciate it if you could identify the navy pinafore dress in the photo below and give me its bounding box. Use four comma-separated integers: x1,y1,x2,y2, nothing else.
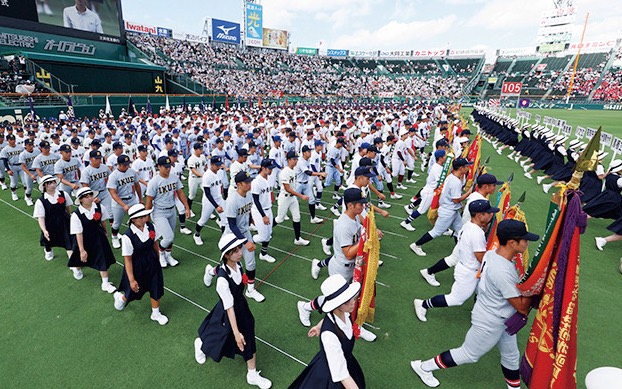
39,191,73,250
67,203,115,271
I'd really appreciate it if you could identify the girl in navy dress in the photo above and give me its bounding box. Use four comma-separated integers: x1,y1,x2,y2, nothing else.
113,204,168,325
193,233,272,389
67,187,117,291
583,160,622,220
290,274,365,389
33,175,74,263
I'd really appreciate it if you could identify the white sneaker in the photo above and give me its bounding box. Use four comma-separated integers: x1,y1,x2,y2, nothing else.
406,178,417,184
410,243,426,256
536,176,545,184
294,237,310,246
442,229,454,237
259,253,276,263
190,210,196,218
414,299,428,322
496,148,503,155
315,203,327,211
378,259,384,266
70,267,83,280
11,192,18,201
332,193,341,200
310,217,324,224
404,204,414,214
113,291,125,311
411,171,420,177
311,258,321,279
203,264,214,287
411,360,440,387
297,301,311,326
245,288,266,303
209,213,216,220
159,251,168,268
193,234,203,246
400,221,416,231
595,237,607,251
523,165,531,173
514,156,521,163
166,252,179,267
420,269,440,287
524,172,533,180
397,184,407,190
321,238,331,256
44,249,54,261
390,193,403,199
377,201,391,209
179,227,192,235
247,370,272,389
25,197,33,206
359,326,377,342
150,311,169,325
542,183,552,193
507,153,515,160
101,281,117,294
330,206,341,217
194,337,206,364
0,183,7,190
111,235,121,249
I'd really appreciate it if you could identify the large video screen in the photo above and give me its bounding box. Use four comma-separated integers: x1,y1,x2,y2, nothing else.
0,0,124,43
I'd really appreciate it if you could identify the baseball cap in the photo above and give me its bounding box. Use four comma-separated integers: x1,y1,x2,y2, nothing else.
336,138,346,145
223,131,231,137
468,199,499,215
137,145,148,152
497,219,540,242
434,149,446,159
436,139,450,148
452,158,473,169
359,157,375,167
89,150,103,159
39,140,50,148
51,134,60,139
260,158,278,169
91,139,101,147
157,156,172,167
237,148,249,157
367,145,379,153
399,128,408,136
210,156,224,166
167,149,179,157
404,120,412,126
461,129,472,136
59,144,71,152
112,141,123,149
343,188,368,204
314,139,324,147
301,145,312,153
234,171,253,183
373,137,383,144
286,151,298,159
360,142,371,150
477,174,503,186
70,138,81,145
272,135,282,142
24,139,34,146
355,166,375,177
193,143,203,150
118,155,131,165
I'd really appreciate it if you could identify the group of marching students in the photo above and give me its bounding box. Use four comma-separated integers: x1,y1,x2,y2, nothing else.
475,106,622,273
1,100,567,388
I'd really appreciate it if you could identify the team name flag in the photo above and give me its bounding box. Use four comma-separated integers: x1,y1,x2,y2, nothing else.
352,207,380,326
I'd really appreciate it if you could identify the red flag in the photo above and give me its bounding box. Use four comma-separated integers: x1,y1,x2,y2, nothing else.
352,208,380,326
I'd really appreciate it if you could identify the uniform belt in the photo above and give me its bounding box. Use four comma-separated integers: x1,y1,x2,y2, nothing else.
263,207,270,211
299,181,308,184
29,169,36,172
121,196,133,200
344,262,355,268
155,205,175,210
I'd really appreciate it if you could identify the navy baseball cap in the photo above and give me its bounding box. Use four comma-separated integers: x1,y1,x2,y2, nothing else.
314,139,324,147
477,174,503,186
112,141,123,149
336,138,346,145
137,145,148,152
452,158,473,169
468,199,499,215
70,137,81,144
343,187,368,204
90,150,103,159
234,171,253,183
434,149,446,159
59,144,71,152
260,158,278,169
436,139,450,148
39,141,50,148
497,219,540,242
91,139,101,147
301,145,312,153
157,156,172,167
193,143,204,150
272,135,282,142
223,131,231,137
359,157,375,167
168,149,179,157
164,137,174,144
404,120,412,126
373,137,383,144
210,156,224,166
24,139,34,146
118,155,131,165
286,151,298,159
215,137,224,144
360,142,371,150
367,145,379,153
51,134,60,139
355,166,375,177
237,148,249,157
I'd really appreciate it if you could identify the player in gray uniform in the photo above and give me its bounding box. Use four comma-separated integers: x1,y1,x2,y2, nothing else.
145,156,190,268
325,138,346,199
194,156,226,246
411,219,539,389
268,135,285,188
19,139,40,206
0,133,7,190
80,150,111,219
207,171,265,303
310,140,327,210
33,141,59,179
107,154,141,249
295,145,327,224
410,158,473,257
54,144,81,195
1,134,25,201
250,158,279,264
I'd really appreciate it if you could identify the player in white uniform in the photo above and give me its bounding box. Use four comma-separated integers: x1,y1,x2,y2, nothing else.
413,199,498,322
295,145,327,224
131,145,155,197
310,140,327,210
268,135,285,188
275,151,311,246
250,158,279,263
227,148,250,198
411,220,539,389
187,143,208,215
391,129,410,190
194,156,226,246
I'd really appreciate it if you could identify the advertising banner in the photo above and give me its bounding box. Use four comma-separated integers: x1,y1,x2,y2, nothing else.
412,49,447,58
379,50,412,58
378,92,395,98
172,31,209,43
498,47,537,57
448,48,485,57
326,49,348,57
245,3,263,47
211,18,240,45
349,50,378,58
567,40,616,54
295,47,318,55
156,27,172,38
262,28,288,50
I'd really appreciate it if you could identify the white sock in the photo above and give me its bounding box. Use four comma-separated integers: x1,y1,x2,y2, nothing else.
421,358,439,372
247,283,255,292
152,307,160,315
248,368,257,377
102,276,109,284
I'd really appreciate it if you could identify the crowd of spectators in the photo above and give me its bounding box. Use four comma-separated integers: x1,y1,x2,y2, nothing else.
592,69,622,101
0,56,45,94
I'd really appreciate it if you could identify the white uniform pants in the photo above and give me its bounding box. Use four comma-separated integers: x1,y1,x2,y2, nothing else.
296,182,315,205
275,193,300,223
197,197,226,227
416,187,435,214
444,263,479,306
111,196,138,230
251,207,273,243
391,158,405,176
242,230,256,271
8,165,23,189
188,176,202,200
429,208,462,238
405,153,415,170
22,171,35,195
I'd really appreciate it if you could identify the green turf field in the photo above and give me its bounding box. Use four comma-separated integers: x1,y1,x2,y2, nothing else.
1,109,622,388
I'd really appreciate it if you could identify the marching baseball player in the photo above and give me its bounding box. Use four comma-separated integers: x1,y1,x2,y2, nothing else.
131,144,155,197
0,132,8,190
166,149,193,235
187,143,208,213
296,145,327,224
145,155,190,268
32,140,59,179
80,150,111,218
194,156,226,246
1,134,25,201
19,139,40,206
324,138,346,200
310,139,327,210
54,144,81,195
392,128,410,190
107,154,141,249
275,151,311,246
250,158,279,263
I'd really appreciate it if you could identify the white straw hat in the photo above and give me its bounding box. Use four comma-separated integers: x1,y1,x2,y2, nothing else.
320,274,361,312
